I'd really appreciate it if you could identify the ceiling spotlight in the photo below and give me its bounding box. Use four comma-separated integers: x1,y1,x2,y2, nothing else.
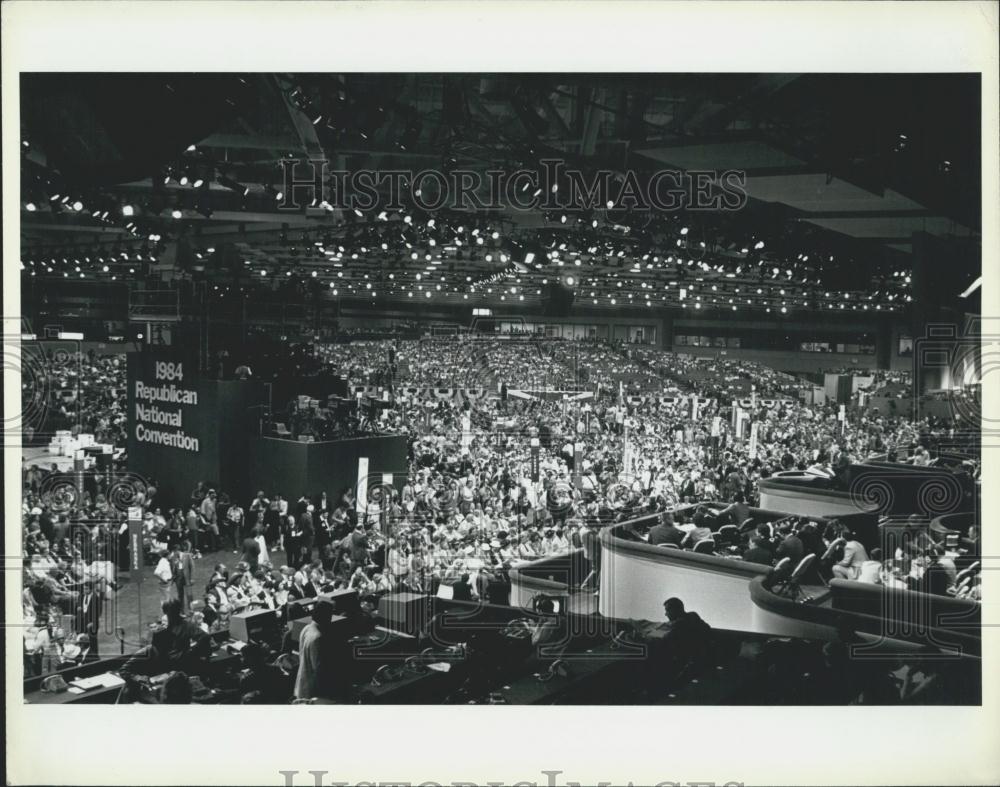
754,241,765,250
25,202,37,212
72,201,83,211
122,204,134,217
171,209,182,219
680,227,689,235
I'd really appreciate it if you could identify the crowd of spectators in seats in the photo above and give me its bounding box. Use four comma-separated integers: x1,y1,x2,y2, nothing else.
20,336,981,685
631,505,980,601
20,349,127,447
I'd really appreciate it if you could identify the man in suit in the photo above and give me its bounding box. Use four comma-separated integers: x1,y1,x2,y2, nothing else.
348,524,370,568
775,523,804,565
658,597,713,677
648,512,685,547
199,489,219,552
75,579,102,658
718,493,750,528
175,540,196,612
452,573,474,601
742,536,775,566
241,534,261,573
184,504,201,554
298,505,316,567
295,598,332,700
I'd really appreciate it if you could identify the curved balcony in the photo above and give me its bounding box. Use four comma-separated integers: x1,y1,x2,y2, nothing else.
595,506,839,638
758,462,977,519
749,576,980,658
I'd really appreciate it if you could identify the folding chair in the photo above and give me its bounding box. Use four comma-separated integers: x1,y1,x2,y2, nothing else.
777,554,817,599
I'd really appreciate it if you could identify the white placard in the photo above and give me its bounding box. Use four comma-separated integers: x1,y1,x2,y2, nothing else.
356,456,369,511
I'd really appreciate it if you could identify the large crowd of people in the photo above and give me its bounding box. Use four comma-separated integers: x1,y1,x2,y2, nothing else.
21,349,127,447
20,335,981,685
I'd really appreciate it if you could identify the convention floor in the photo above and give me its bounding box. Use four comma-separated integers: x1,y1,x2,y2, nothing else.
91,543,290,656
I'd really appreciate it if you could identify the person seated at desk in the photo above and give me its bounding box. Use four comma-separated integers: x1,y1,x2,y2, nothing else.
160,671,193,704
775,522,805,565
680,513,713,549
452,572,475,601
629,597,713,696
910,554,953,597
206,575,232,614
288,569,319,601
742,535,774,566
119,600,213,694
831,529,869,581
528,597,567,661
226,575,252,612
648,512,685,547
238,642,291,704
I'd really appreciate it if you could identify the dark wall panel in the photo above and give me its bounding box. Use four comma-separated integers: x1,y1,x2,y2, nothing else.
246,435,408,508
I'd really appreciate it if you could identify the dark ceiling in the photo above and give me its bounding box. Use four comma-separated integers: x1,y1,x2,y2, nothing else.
20,72,982,315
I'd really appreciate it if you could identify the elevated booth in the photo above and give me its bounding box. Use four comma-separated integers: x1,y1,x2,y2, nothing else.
510,503,879,642
750,576,981,662
596,507,841,640
758,461,976,520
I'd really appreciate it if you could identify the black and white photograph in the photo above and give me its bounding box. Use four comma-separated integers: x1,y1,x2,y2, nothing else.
4,4,998,787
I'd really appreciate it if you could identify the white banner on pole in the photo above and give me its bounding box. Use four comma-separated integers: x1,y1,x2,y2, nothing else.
749,421,759,455
461,414,472,447
734,408,748,441
356,456,369,511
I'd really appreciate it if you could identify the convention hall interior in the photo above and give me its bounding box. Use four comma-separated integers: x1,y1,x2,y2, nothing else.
18,73,983,706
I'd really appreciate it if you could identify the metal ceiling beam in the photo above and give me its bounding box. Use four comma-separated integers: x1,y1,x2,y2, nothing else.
199,133,301,151
686,74,801,133
274,75,328,161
